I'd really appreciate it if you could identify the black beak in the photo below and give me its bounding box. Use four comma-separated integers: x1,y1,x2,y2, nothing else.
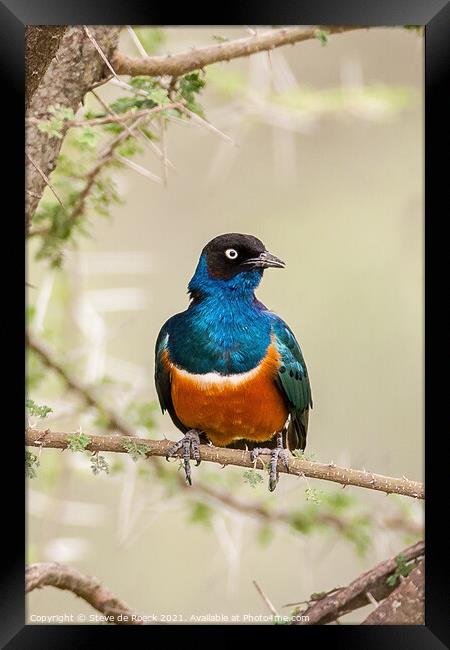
245,250,286,269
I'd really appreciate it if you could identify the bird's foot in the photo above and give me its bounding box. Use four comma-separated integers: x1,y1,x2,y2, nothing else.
250,445,290,492
165,429,201,485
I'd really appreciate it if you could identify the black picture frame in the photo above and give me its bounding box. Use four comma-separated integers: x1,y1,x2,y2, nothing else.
5,0,448,646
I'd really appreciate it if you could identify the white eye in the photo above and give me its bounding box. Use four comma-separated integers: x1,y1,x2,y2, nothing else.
225,248,238,260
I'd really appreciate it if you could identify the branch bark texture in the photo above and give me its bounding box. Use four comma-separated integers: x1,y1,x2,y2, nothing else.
362,559,424,625
25,27,68,109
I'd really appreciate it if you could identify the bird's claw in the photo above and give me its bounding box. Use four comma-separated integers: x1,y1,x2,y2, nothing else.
251,445,290,492
166,429,201,485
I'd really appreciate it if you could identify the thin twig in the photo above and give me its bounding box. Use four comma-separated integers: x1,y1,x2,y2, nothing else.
159,115,168,186
127,26,148,58
88,74,114,92
176,104,236,145
91,91,175,169
109,77,154,98
114,154,163,184
83,26,118,78
139,126,176,171
365,591,379,608
253,580,279,617
77,106,152,128
25,151,67,213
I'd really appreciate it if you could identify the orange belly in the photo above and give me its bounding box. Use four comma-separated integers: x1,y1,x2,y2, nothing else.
163,343,288,446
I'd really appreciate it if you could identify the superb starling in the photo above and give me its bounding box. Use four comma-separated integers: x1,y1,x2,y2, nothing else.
155,233,312,491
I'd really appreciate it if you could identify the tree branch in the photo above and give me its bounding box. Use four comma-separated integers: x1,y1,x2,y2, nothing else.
26,330,136,437
291,540,424,624
26,27,121,231
26,107,163,130
191,480,422,537
362,559,424,624
26,562,144,625
25,428,424,499
113,27,363,78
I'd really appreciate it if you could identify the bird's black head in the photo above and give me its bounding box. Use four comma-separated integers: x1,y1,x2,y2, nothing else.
202,233,285,280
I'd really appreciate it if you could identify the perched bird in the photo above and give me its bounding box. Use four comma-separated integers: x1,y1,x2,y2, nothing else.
155,233,312,491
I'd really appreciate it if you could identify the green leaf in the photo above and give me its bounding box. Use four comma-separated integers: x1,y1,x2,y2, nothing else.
66,431,92,452
73,127,101,150
26,450,40,479
289,511,314,534
38,118,64,139
147,87,170,105
321,491,355,512
26,399,53,418
292,448,316,461
386,553,415,587
314,29,330,46
189,501,213,527
90,452,109,475
38,105,75,139
178,72,206,116
129,77,170,104
109,96,156,114
116,137,143,158
122,438,150,462
305,487,322,504
243,469,263,488
257,523,274,547
103,122,125,135
311,591,328,601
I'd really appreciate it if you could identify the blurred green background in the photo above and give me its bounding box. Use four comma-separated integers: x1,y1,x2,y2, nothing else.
27,26,423,624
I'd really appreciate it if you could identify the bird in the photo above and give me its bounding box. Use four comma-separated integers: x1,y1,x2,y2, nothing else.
155,233,312,491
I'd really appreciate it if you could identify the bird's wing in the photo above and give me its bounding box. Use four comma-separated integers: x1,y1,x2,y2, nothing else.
272,318,312,451
154,324,188,434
